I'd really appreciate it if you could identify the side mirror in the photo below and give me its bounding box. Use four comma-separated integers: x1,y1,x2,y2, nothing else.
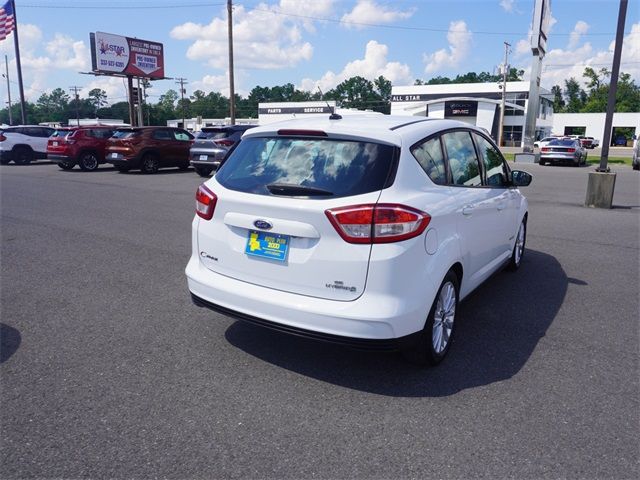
511,170,532,187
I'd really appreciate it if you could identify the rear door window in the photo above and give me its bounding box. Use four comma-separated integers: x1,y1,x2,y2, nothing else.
442,131,482,187
217,136,397,198
173,130,193,141
152,129,172,141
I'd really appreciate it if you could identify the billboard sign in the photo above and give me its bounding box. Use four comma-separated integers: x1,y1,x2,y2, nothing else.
90,32,165,79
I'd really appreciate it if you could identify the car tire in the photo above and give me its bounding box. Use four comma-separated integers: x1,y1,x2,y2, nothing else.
402,270,459,366
507,217,527,271
58,161,75,170
178,162,190,171
141,153,159,174
194,166,213,177
539,160,545,166
0,158,10,165
78,152,99,171
12,146,33,165
633,163,639,171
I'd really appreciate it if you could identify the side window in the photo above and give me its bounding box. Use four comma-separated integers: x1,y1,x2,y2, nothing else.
173,130,192,141
474,133,509,187
411,136,447,185
442,131,482,187
153,129,172,140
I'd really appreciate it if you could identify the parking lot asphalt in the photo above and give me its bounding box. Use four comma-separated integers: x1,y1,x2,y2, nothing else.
1,162,639,479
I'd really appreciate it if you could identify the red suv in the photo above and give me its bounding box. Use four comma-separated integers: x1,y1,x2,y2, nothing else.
47,126,116,171
105,127,194,174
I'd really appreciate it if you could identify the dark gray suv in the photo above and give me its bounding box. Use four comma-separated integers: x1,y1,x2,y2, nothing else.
189,124,256,177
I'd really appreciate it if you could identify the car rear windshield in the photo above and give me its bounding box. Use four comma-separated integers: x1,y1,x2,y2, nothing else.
216,136,397,198
112,130,139,139
548,139,576,146
196,130,229,140
51,129,72,138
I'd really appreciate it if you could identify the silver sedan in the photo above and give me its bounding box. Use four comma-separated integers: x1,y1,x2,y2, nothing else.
539,138,587,166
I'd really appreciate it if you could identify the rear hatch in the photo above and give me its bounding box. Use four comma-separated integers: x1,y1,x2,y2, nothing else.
47,129,75,155
106,129,141,157
197,132,399,301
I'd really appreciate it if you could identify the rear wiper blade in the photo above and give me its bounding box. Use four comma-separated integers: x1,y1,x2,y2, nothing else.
266,183,333,196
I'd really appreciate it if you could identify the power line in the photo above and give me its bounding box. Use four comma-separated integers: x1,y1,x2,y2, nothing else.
21,2,225,9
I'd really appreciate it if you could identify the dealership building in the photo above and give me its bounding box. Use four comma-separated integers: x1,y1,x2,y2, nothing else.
390,81,554,147
552,112,639,146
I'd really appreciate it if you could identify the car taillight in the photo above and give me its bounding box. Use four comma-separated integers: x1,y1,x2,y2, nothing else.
567,148,576,153
0,134,6,142
214,139,234,147
541,147,549,152
325,204,430,244
195,185,217,220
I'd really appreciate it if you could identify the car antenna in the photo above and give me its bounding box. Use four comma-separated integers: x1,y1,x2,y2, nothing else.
318,87,342,120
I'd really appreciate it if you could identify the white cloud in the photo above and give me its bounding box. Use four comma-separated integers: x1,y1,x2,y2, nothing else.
423,20,472,73
341,0,415,29
500,0,515,13
171,2,317,70
45,34,90,71
568,21,590,49
518,22,640,89
81,77,130,104
299,40,412,92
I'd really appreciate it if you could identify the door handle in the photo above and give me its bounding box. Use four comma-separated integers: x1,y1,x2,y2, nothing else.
462,205,474,216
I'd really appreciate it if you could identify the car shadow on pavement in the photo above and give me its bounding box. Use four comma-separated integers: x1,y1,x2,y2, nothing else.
224,249,568,397
0,323,21,364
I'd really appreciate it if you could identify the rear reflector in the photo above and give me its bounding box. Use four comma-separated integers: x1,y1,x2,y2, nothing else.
195,184,217,220
277,129,327,137
326,204,430,244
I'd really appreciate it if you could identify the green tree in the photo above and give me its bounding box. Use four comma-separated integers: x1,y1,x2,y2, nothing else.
87,88,108,115
551,85,565,113
563,78,586,113
325,76,387,112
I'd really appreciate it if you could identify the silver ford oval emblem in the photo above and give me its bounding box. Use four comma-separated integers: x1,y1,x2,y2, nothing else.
253,219,272,230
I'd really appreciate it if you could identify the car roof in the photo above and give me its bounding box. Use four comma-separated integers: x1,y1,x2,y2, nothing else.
243,115,478,146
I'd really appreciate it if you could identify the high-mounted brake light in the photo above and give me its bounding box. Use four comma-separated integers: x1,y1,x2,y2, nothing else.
195,184,217,220
325,204,430,244
277,129,327,137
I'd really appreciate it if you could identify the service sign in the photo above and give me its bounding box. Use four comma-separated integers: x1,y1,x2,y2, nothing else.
90,32,165,79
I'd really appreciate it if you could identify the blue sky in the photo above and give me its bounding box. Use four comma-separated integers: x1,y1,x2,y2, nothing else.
1,0,639,105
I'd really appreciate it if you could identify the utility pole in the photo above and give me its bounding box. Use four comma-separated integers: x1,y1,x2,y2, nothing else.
70,86,82,126
598,0,628,172
497,42,510,147
227,0,236,124
136,77,143,127
175,77,188,128
4,55,12,125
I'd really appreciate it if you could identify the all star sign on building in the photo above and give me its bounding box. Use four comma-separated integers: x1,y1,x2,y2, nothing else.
90,31,164,79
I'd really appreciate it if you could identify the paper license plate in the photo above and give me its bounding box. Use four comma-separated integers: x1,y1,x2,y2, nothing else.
245,230,289,262
111,152,118,158
52,141,58,146
199,155,208,161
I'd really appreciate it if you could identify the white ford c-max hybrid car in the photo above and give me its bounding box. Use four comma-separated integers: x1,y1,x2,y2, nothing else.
186,115,531,364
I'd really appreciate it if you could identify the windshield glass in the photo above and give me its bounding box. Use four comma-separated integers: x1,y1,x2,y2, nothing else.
51,129,72,138
216,136,397,198
112,130,139,139
197,130,228,140
548,139,577,146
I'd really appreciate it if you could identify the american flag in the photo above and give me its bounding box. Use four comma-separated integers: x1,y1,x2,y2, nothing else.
0,0,15,41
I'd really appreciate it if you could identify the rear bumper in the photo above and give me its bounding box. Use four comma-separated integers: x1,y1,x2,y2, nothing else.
48,154,74,163
106,153,140,168
185,253,430,342
189,292,419,351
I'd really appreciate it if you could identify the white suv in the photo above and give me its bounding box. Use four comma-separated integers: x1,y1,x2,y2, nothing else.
0,126,55,165
186,115,532,364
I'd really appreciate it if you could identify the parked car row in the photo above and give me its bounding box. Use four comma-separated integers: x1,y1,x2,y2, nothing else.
534,135,599,150
539,138,588,166
0,124,257,175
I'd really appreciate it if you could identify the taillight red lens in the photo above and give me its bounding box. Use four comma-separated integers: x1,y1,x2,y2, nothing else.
325,204,431,244
195,185,217,220
541,147,549,152
567,148,576,153
0,134,6,142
